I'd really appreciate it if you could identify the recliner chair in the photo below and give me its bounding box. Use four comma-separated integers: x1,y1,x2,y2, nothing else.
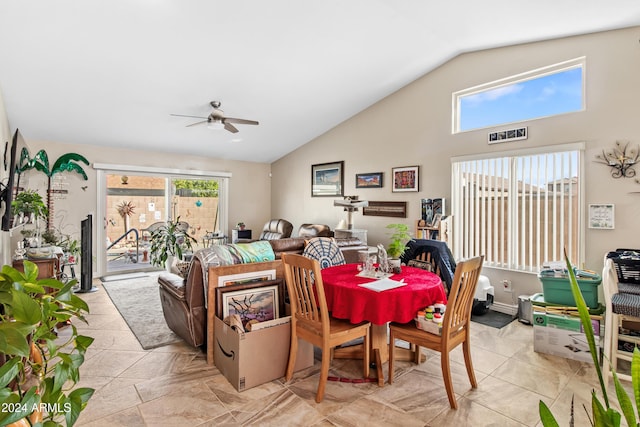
259,219,293,240
158,255,206,348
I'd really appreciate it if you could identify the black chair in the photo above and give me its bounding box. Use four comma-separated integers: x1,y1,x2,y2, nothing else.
401,239,456,293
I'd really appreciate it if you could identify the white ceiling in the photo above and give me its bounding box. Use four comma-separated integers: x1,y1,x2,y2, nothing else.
1,1,639,164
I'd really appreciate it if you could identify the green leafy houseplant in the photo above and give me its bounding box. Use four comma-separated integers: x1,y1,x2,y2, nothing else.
149,216,197,268
0,261,94,426
386,223,413,259
539,251,639,427
11,190,48,221
59,236,80,263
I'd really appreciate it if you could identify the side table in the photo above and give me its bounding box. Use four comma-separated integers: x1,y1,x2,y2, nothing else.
13,257,60,280
232,229,252,243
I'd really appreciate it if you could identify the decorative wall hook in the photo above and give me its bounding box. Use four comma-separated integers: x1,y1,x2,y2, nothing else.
595,141,640,178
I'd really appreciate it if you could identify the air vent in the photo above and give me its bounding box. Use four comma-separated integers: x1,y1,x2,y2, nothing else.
488,127,527,144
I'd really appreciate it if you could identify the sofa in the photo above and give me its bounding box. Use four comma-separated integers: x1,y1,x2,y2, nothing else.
258,219,294,240
268,223,333,259
158,240,279,349
158,229,367,350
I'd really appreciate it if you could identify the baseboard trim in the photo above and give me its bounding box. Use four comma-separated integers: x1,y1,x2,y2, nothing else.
491,302,518,316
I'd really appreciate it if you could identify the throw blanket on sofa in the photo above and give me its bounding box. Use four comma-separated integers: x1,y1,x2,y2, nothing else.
193,240,276,307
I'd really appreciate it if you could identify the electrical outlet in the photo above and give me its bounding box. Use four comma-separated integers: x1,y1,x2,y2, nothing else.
502,279,512,293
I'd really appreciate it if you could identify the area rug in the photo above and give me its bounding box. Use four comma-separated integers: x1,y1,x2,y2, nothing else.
472,309,517,329
101,273,182,350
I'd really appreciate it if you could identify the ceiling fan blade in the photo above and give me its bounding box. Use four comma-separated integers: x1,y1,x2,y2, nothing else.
186,120,209,127
224,117,259,126
170,114,208,119
224,122,239,133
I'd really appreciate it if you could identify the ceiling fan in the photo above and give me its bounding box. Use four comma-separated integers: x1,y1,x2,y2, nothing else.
171,101,258,133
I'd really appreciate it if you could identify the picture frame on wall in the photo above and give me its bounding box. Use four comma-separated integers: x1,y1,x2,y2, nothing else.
355,172,383,188
588,204,615,229
311,161,344,197
392,166,419,192
215,279,285,325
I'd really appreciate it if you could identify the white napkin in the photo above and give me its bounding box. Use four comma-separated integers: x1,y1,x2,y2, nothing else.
358,278,406,292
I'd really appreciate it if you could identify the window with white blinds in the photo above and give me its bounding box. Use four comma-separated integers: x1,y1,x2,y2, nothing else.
451,145,583,272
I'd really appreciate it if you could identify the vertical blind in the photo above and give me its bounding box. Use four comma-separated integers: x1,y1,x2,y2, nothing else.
451,147,582,272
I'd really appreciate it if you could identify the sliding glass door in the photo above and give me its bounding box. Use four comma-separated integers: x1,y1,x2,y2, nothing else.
96,165,229,277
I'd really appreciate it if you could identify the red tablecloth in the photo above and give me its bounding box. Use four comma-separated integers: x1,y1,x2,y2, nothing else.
321,264,447,325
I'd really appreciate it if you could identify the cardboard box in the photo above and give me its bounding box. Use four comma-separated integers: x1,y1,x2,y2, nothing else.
214,315,314,391
415,317,442,335
533,312,600,364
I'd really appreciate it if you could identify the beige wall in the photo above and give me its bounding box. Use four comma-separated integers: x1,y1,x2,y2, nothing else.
3,140,271,269
2,26,640,302
272,26,640,304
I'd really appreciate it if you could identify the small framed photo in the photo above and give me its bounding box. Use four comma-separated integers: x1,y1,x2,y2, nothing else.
589,204,615,229
392,166,419,192
431,213,442,228
312,161,344,197
215,279,285,327
356,172,383,188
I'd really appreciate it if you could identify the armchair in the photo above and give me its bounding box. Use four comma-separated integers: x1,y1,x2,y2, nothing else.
259,219,293,240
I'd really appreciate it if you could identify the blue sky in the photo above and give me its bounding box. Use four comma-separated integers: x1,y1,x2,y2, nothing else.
459,67,583,131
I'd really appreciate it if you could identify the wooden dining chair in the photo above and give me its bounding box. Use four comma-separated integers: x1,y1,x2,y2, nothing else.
388,255,484,409
281,253,371,403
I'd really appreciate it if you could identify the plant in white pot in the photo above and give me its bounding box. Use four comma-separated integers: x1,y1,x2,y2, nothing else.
149,217,197,271
386,223,413,270
11,189,48,226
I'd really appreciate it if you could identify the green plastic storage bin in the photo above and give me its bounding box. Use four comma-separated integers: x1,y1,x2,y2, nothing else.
538,274,602,309
530,292,605,315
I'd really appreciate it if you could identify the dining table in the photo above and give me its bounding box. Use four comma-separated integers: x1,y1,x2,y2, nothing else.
321,263,447,385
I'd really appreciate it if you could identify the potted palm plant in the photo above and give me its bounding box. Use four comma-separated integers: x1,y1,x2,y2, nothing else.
0,261,94,426
149,216,197,270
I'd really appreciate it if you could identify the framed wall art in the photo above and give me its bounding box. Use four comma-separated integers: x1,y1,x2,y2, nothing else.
588,204,615,229
216,269,276,287
392,166,419,192
362,201,407,218
215,279,285,326
355,172,383,188
312,161,344,197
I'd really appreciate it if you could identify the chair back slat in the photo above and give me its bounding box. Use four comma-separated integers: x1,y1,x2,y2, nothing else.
282,253,330,336
442,256,484,339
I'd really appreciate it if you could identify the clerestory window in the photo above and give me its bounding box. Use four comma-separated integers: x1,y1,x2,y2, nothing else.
453,58,585,133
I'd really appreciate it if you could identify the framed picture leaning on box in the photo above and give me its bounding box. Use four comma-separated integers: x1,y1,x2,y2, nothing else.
215,279,285,329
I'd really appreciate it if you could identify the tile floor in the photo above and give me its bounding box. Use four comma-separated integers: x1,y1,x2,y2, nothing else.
69,281,625,427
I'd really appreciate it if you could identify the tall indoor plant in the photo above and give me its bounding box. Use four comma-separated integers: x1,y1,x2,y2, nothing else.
539,251,640,427
149,216,197,269
0,261,94,426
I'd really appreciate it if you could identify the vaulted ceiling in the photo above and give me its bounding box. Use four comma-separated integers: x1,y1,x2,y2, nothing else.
1,1,639,163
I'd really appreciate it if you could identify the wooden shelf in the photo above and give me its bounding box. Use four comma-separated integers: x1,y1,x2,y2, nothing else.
415,218,452,246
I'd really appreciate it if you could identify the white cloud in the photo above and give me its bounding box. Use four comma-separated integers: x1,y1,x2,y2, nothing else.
464,84,523,106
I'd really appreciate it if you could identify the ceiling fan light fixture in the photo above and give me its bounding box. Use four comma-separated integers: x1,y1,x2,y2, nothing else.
207,121,224,130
